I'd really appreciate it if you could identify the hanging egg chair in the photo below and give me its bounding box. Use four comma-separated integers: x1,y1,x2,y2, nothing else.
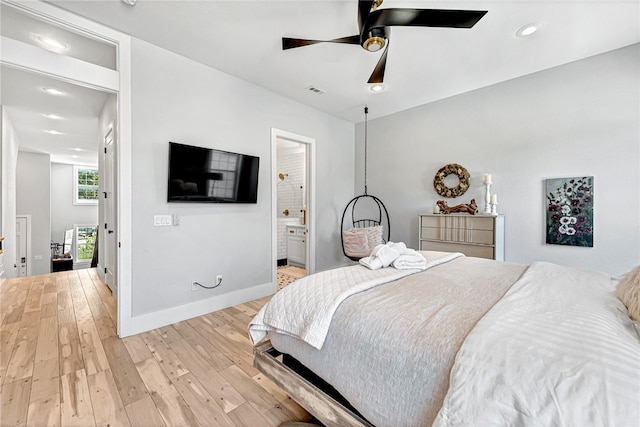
340,107,391,261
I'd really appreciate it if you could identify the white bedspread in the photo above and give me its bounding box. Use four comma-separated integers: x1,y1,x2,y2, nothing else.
249,251,463,349
434,261,640,427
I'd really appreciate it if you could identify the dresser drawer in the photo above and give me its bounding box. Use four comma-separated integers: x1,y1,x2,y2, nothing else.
419,240,495,259
420,215,494,231
420,227,494,244
287,227,306,237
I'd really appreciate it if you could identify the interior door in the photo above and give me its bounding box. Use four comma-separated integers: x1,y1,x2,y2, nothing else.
103,126,117,296
16,217,27,277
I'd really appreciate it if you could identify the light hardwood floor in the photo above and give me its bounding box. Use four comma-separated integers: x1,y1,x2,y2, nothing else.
0,269,313,426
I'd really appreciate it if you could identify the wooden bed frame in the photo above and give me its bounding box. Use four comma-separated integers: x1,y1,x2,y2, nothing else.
253,341,374,427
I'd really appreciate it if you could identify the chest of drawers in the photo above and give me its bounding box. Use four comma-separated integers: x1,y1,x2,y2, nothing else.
418,214,504,260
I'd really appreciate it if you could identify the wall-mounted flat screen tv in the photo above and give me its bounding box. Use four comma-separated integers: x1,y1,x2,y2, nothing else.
167,142,259,203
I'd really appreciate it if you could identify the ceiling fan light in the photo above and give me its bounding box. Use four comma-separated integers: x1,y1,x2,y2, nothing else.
363,36,385,52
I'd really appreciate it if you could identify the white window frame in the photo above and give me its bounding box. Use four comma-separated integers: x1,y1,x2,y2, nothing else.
74,165,99,205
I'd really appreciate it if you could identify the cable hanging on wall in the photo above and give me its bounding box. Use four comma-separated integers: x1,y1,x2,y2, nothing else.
340,106,390,261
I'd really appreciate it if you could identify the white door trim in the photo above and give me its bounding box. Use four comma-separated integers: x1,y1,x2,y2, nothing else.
1,0,133,337
271,128,316,285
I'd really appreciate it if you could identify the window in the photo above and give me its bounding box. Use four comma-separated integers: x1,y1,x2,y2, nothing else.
206,151,239,199
74,165,99,205
75,225,97,264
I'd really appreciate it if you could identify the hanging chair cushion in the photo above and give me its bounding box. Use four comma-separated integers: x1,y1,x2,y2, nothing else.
342,230,370,258
360,225,384,249
343,225,384,258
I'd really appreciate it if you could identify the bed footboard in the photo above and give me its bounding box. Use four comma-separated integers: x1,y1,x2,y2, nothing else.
253,341,374,427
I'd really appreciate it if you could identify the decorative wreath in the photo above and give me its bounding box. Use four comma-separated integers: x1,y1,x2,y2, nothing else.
433,163,470,198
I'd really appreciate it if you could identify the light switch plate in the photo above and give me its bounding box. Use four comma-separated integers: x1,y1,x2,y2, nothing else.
154,215,172,226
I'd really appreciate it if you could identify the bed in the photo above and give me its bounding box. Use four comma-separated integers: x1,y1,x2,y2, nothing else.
249,252,640,427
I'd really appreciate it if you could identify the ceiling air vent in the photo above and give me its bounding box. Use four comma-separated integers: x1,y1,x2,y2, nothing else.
306,86,327,95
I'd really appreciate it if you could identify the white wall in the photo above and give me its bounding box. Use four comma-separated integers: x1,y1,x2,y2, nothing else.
16,151,51,276
129,39,354,317
50,163,99,255
356,45,640,277
1,108,20,278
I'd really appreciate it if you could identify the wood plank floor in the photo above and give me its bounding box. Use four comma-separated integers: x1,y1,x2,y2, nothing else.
0,269,313,426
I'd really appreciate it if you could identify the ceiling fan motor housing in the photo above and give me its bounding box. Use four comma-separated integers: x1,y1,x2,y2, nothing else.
362,27,387,52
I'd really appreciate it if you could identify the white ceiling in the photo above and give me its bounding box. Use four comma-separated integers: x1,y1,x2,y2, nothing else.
1,0,639,163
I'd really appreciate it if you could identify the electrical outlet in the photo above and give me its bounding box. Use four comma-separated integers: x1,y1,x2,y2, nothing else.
216,275,223,285
191,281,199,291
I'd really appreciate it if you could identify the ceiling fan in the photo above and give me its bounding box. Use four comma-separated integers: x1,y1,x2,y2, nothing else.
282,0,488,84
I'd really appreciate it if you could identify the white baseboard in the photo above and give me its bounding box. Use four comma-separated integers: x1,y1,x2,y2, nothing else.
96,263,105,281
120,281,276,337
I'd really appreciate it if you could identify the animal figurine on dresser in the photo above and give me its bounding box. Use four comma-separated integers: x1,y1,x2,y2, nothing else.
437,199,478,215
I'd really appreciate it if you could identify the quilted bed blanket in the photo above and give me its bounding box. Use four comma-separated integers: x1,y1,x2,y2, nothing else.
249,251,463,349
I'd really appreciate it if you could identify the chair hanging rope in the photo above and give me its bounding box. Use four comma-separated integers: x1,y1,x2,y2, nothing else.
364,106,368,195
340,106,391,261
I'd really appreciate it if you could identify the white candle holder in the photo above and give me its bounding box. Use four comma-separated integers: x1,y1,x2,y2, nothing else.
483,182,492,214
491,202,498,215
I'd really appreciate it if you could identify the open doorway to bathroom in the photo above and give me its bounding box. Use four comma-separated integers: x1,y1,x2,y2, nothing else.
272,129,315,290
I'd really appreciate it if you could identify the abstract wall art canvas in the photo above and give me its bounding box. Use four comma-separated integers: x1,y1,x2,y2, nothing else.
545,176,594,247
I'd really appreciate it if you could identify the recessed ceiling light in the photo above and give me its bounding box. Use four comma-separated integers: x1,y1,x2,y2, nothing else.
44,113,63,120
72,148,83,152
121,0,137,5
44,130,63,135
42,87,65,96
369,83,386,93
30,33,68,51
516,22,543,38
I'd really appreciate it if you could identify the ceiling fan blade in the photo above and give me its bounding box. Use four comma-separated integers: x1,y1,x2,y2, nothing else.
364,8,487,33
368,39,389,84
358,1,375,34
282,35,360,50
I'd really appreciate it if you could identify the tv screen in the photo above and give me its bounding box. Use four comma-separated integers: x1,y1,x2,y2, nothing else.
167,142,259,203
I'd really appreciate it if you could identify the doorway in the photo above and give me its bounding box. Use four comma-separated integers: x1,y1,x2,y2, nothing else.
15,215,30,277
271,128,316,290
1,0,132,337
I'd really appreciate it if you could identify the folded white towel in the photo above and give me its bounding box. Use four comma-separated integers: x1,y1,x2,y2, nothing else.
370,243,386,257
389,241,409,255
359,256,384,270
375,245,400,267
392,250,427,270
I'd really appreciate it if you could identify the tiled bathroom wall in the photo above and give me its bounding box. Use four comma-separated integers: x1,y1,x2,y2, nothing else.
276,144,306,261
